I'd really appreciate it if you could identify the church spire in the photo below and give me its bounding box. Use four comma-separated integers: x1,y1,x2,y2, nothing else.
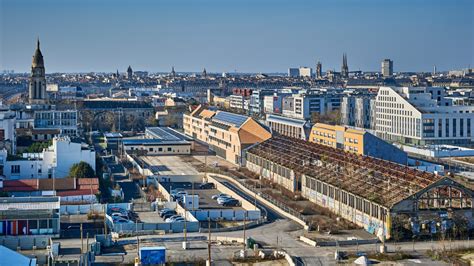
341,53,349,78
29,38,47,104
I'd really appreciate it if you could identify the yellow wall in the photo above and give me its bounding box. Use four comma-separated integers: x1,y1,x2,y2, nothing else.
309,123,365,155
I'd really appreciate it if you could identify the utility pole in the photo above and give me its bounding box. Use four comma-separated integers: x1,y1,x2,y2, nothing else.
207,217,212,265
80,223,84,254
103,205,107,235
242,214,247,257
183,206,188,249
86,232,89,253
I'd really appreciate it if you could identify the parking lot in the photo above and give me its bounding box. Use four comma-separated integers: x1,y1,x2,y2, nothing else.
136,211,166,223
140,156,199,175
160,181,244,211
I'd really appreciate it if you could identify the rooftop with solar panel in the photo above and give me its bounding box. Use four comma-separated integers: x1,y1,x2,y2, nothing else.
145,127,194,142
121,127,195,155
212,111,249,128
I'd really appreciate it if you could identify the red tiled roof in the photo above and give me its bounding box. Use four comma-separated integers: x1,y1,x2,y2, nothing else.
1,178,99,194
77,178,99,185
2,186,37,192
56,189,99,197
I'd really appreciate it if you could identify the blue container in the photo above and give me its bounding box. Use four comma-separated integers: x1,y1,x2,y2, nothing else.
140,246,166,265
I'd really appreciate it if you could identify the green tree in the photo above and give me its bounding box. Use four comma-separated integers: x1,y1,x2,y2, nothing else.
69,161,95,178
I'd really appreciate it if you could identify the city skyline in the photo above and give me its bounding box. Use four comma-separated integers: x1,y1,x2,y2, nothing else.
1,0,473,73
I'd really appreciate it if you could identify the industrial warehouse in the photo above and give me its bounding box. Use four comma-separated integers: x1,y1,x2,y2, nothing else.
245,136,474,239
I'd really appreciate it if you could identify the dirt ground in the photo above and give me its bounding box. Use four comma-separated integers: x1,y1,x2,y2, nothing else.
454,157,474,164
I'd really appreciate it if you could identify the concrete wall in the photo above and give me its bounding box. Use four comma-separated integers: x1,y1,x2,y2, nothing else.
0,236,50,250
301,176,390,239
246,160,296,192
126,153,153,176
190,209,261,221
110,220,199,233
151,174,204,184
60,204,104,215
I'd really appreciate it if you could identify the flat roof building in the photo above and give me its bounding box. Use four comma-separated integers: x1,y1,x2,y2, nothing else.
375,87,474,146
310,123,407,165
0,196,60,236
266,114,312,140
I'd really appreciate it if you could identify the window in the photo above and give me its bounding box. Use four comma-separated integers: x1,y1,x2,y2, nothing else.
11,165,20,174
149,148,153,152
158,147,163,152
167,147,172,152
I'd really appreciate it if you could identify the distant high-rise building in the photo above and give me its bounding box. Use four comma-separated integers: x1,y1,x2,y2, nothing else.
381,59,393,77
341,53,349,78
316,61,322,79
171,66,176,77
298,67,312,78
29,39,47,104
202,68,207,77
127,65,133,80
288,68,299,77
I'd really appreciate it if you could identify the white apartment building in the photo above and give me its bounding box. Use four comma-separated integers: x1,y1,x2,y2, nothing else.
299,67,312,78
341,96,374,129
0,110,16,154
375,86,474,146
263,93,288,114
282,92,342,120
1,136,96,180
229,95,246,110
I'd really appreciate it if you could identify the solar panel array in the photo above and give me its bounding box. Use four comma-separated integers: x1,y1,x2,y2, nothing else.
146,127,193,141
213,111,248,127
147,127,180,141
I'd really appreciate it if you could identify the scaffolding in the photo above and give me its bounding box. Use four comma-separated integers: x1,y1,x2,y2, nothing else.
247,136,443,208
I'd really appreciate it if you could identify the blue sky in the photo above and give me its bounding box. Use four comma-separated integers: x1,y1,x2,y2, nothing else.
1,0,473,73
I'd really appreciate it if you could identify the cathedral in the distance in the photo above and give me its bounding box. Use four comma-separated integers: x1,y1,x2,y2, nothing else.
29,38,47,104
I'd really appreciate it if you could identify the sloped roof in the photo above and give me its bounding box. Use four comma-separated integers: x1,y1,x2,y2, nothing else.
213,111,249,128
0,245,36,266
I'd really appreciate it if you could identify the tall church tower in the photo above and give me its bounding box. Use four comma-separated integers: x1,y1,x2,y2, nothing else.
127,65,133,80
316,61,322,79
29,39,47,104
341,53,349,79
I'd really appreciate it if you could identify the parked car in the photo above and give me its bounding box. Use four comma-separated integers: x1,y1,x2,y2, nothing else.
222,198,240,207
171,191,187,201
217,196,233,205
159,210,176,218
159,208,173,215
173,217,186,222
170,188,185,194
165,215,182,222
199,182,215,189
111,212,128,219
212,193,228,200
109,207,125,213
162,212,178,219
113,217,132,224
